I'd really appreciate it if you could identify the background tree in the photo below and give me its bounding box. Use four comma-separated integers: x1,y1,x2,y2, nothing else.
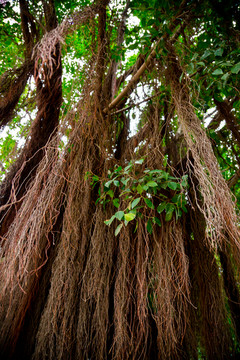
0,0,239,359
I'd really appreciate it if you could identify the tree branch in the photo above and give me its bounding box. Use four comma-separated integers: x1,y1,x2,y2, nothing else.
214,98,240,147
228,170,240,188
103,1,192,113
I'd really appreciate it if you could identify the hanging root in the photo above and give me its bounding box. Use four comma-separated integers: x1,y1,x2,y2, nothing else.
166,42,240,255
33,2,105,79
0,137,66,353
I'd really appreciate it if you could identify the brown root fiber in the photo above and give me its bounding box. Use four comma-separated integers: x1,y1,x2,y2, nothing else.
0,6,240,359
166,42,240,257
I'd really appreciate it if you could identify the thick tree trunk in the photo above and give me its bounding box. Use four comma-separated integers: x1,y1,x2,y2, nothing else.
0,1,62,238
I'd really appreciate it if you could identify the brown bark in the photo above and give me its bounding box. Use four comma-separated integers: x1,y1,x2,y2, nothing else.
187,190,234,359
219,247,240,343
0,61,34,127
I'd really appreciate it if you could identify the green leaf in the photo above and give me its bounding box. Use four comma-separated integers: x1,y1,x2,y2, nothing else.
137,184,143,194
115,223,123,236
181,175,188,187
160,182,168,189
231,62,240,74
168,181,177,190
104,215,115,226
144,198,154,209
166,203,175,213
92,175,99,182
124,164,132,172
131,197,141,209
135,158,144,165
147,219,153,234
201,49,211,59
161,171,169,180
188,62,194,74
115,211,124,220
171,194,180,203
153,217,161,227
121,178,128,186
146,181,158,187
124,212,136,222
214,48,223,56
157,202,166,213
141,17,147,27
147,19,155,26
107,190,114,198
165,203,175,221
147,169,162,175
84,171,90,180
113,180,120,186
212,68,223,75
115,166,122,172
165,211,173,221
105,180,113,188
221,73,229,81
113,198,120,208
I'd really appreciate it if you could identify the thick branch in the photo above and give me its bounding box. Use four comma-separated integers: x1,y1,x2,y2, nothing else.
110,0,131,99
0,0,37,127
95,0,108,101
103,0,191,113
228,169,240,188
214,99,240,147
0,61,33,128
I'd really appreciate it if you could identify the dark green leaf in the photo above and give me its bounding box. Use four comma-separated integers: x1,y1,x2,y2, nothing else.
201,49,211,59
144,198,154,209
157,202,166,213
168,181,177,190
154,217,161,227
147,219,153,234
231,62,240,74
214,48,223,56
113,198,120,208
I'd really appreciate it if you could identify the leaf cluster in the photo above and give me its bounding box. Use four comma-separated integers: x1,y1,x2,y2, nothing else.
86,158,188,236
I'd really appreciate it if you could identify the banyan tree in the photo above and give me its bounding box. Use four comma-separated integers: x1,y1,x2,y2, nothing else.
0,0,240,358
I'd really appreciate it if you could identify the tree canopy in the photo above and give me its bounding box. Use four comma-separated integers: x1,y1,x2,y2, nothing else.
0,0,240,359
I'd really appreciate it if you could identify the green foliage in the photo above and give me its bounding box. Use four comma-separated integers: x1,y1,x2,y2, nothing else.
0,2,24,75
86,158,188,236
